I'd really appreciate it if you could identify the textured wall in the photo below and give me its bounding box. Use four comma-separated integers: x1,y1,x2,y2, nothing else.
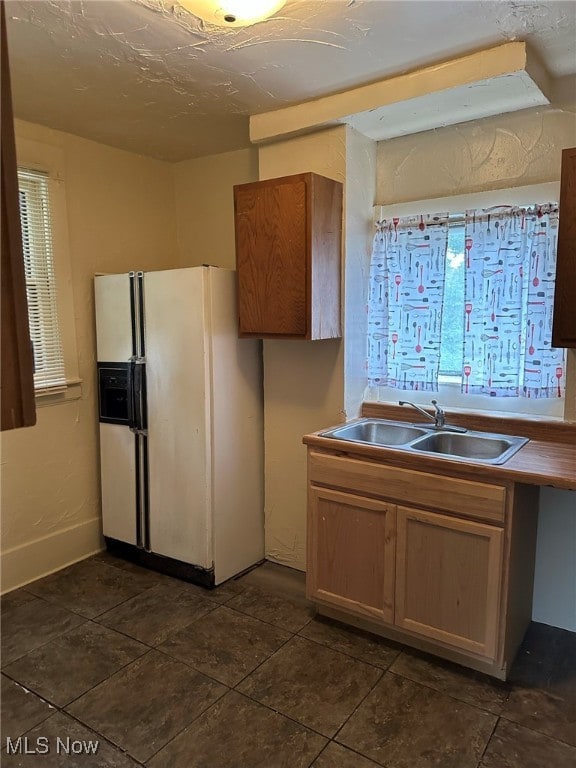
1,120,178,590
174,148,258,269
376,105,576,204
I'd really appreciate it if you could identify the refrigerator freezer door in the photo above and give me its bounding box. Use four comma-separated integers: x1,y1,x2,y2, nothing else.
99,423,138,545
95,274,133,362
144,268,212,569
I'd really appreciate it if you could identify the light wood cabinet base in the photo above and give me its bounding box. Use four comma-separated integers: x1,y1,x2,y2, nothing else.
316,604,510,680
306,446,540,680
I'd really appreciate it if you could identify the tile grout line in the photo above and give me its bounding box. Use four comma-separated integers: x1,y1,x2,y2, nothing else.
24,580,159,623
476,714,500,768
229,622,298,690
222,596,315,635
10,693,148,767
144,687,234,765
229,687,333,740
296,625,402,672
142,683,232,765
59,643,154,710
329,664,388,749
325,741,383,767
303,739,331,768
61,647,231,766
2,615,156,688
385,667,509,717
3,642,157,724
152,607,294,687
497,710,576,749
228,632,390,745
91,598,220,647
1,596,91,669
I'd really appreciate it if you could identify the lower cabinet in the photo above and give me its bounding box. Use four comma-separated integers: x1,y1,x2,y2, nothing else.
395,506,503,660
308,486,395,623
306,448,539,679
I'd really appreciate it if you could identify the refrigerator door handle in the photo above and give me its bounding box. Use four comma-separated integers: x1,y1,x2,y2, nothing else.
135,432,150,550
127,359,137,431
132,359,147,433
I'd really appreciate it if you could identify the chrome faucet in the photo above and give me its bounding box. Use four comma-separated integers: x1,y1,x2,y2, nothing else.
399,399,467,432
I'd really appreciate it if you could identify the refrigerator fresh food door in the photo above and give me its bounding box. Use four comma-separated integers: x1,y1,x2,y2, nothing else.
207,268,265,583
144,268,212,569
95,273,139,546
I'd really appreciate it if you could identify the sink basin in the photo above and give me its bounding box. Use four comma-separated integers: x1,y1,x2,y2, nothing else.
410,431,529,465
319,418,529,465
321,420,427,446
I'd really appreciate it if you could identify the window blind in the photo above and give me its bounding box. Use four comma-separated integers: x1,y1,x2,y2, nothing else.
17,168,66,394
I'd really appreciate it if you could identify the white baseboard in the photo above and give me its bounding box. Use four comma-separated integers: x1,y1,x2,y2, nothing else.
1,518,104,594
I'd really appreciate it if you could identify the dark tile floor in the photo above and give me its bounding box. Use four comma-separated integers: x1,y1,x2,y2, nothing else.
1,556,575,767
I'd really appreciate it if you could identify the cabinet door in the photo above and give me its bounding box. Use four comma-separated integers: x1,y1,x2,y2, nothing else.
552,146,576,347
235,177,308,336
395,506,503,660
307,486,395,623
1,3,36,431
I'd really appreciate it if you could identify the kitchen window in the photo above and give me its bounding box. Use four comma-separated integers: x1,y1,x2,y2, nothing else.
367,183,568,418
16,137,80,403
439,222,465,379
18,167,66,394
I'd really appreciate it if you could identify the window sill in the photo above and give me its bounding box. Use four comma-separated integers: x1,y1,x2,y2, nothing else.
35,378,82,407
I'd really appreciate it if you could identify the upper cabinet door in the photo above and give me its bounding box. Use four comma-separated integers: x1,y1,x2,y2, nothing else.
235,176,308,336
234,172,342,340
552,147,576,348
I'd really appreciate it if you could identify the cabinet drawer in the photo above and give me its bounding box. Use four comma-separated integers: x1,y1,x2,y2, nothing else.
309,451,506,523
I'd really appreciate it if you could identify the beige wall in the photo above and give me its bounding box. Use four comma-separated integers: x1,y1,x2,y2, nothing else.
1,120,178,591
174,148,258,268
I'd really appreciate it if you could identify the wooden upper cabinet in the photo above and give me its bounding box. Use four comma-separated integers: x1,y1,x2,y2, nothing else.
552,147,576,348
234,172,343,340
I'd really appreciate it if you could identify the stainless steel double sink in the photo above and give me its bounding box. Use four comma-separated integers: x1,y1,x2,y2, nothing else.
320,419,529,465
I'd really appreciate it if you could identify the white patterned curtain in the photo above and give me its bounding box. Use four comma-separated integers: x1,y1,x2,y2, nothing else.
462,204,565,398
367,214,449,391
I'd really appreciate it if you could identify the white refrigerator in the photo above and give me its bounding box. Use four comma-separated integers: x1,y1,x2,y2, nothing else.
94,266,264,586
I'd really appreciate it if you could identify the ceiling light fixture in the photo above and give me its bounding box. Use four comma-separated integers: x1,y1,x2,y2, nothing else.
179,0,286,27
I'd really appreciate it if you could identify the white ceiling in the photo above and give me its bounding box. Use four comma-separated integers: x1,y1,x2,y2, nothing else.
6,0,576,162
